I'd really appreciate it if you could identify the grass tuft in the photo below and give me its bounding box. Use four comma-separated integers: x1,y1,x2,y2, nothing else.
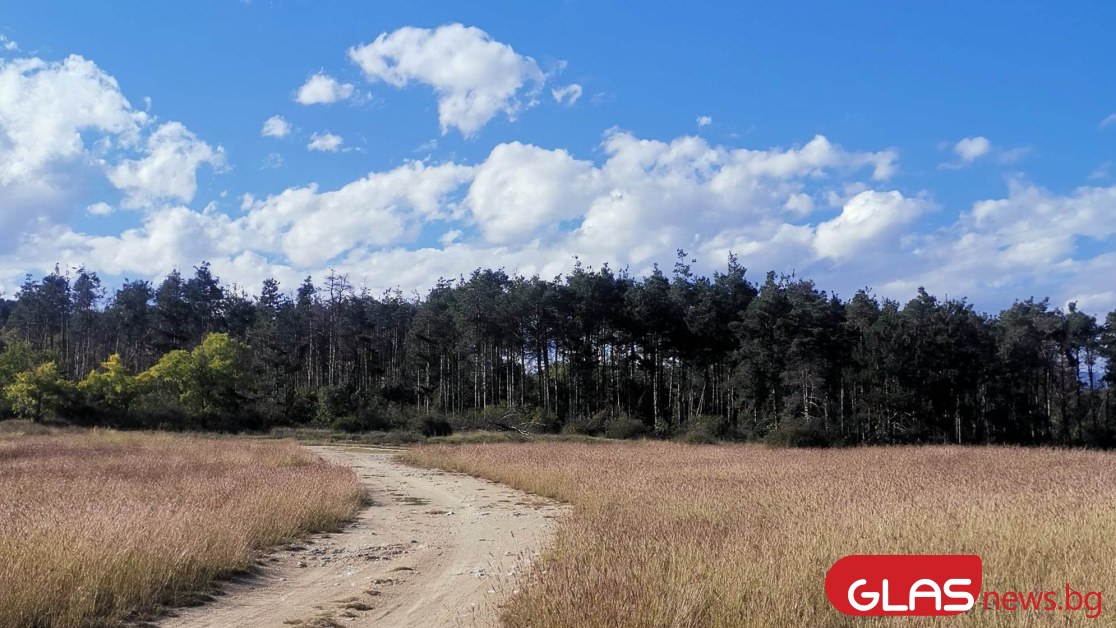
0,430,362,628
403,442,1116,627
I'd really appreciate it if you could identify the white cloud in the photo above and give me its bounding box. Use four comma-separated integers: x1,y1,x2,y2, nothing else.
697,115,712,128
942,136,1030,170
3,129,903,299
307,131,344,152
0,55,148,244
466,142,601,244
995,146,1031,165
1100,113,1116,129
552,83,582,106
969,180,1116,248
261,153,284,170
439,229,462,245
1088,162,1110,181
261,115,291,138
348,24,545,136
813,190,927,260
235,161,473,266
782,193,814,216
954,136,991,162
459,131,898,267
414,138,438,154
86,202,114,216
108,121,226,208
0,35,18,52
874,180,1116,309
295,73,354,105
0,55,144,186
1,161,474,287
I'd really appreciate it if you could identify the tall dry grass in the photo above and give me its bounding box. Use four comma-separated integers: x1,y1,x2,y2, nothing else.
0,430,362,628
403,443,1116,627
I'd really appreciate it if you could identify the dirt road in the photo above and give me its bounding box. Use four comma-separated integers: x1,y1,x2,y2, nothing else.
161,446,564,628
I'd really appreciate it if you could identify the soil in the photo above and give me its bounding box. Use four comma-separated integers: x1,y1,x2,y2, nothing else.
159,446,564,628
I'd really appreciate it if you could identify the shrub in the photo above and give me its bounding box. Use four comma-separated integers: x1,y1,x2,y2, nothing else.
412,414,453,437
604,415,649,439
563,410,608,436
429,430,531,445
679,414,731,443
330,414,367,433
763,420,831,448
314,385,355,426
524,407,562,434
678,427,720,444
330,400,407,433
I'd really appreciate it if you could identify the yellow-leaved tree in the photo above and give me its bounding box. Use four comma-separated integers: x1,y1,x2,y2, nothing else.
80,353,141,416
139,333,252,418
3,361,73,422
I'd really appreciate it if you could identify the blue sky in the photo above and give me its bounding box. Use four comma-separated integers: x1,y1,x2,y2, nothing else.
1,1,1114,313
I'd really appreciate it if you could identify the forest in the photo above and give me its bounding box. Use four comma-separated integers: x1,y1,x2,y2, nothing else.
1,252,1114,447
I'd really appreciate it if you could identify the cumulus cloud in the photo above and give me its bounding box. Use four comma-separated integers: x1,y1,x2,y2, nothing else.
108,121,226,208
11,73,1114,318
457,132,899,261
261,115,291,138
2,128,903,296
241,161,472,266
968,180,1116,253
466,142,601,244
0,55,144,186
0,55,148,243
348,24,545,136
0,35,17,52
954,136,991,162
941,136,1028,169
307,131,344,152
697,115,712,128
0,163,476,292
813,190,927,260
0,53,226,233
295,73,354,105
782,193,814,216
874,179,1116,309
551,83,582,106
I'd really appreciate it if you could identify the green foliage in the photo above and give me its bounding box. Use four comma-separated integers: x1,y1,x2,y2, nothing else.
3,361,72,421
139,333,252,419
314,385,355,426
329,414,372,433
523,407,562,434
0,332,37,384
329,402,406,433
1,257,1115,446
411,414,453,437
79,354,140,415
764,420,832,448
604,415,649,439
680,414,731,443
428,430,530,444
563,411,609,436
678,428,720,444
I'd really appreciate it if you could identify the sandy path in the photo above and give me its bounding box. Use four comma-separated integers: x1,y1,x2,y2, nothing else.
161,446,564,628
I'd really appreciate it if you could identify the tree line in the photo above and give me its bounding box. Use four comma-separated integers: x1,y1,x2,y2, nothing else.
1,253,1114,446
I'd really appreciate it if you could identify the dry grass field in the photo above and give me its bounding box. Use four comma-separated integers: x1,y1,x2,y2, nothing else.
404,442,1116,627
0,429,362,628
